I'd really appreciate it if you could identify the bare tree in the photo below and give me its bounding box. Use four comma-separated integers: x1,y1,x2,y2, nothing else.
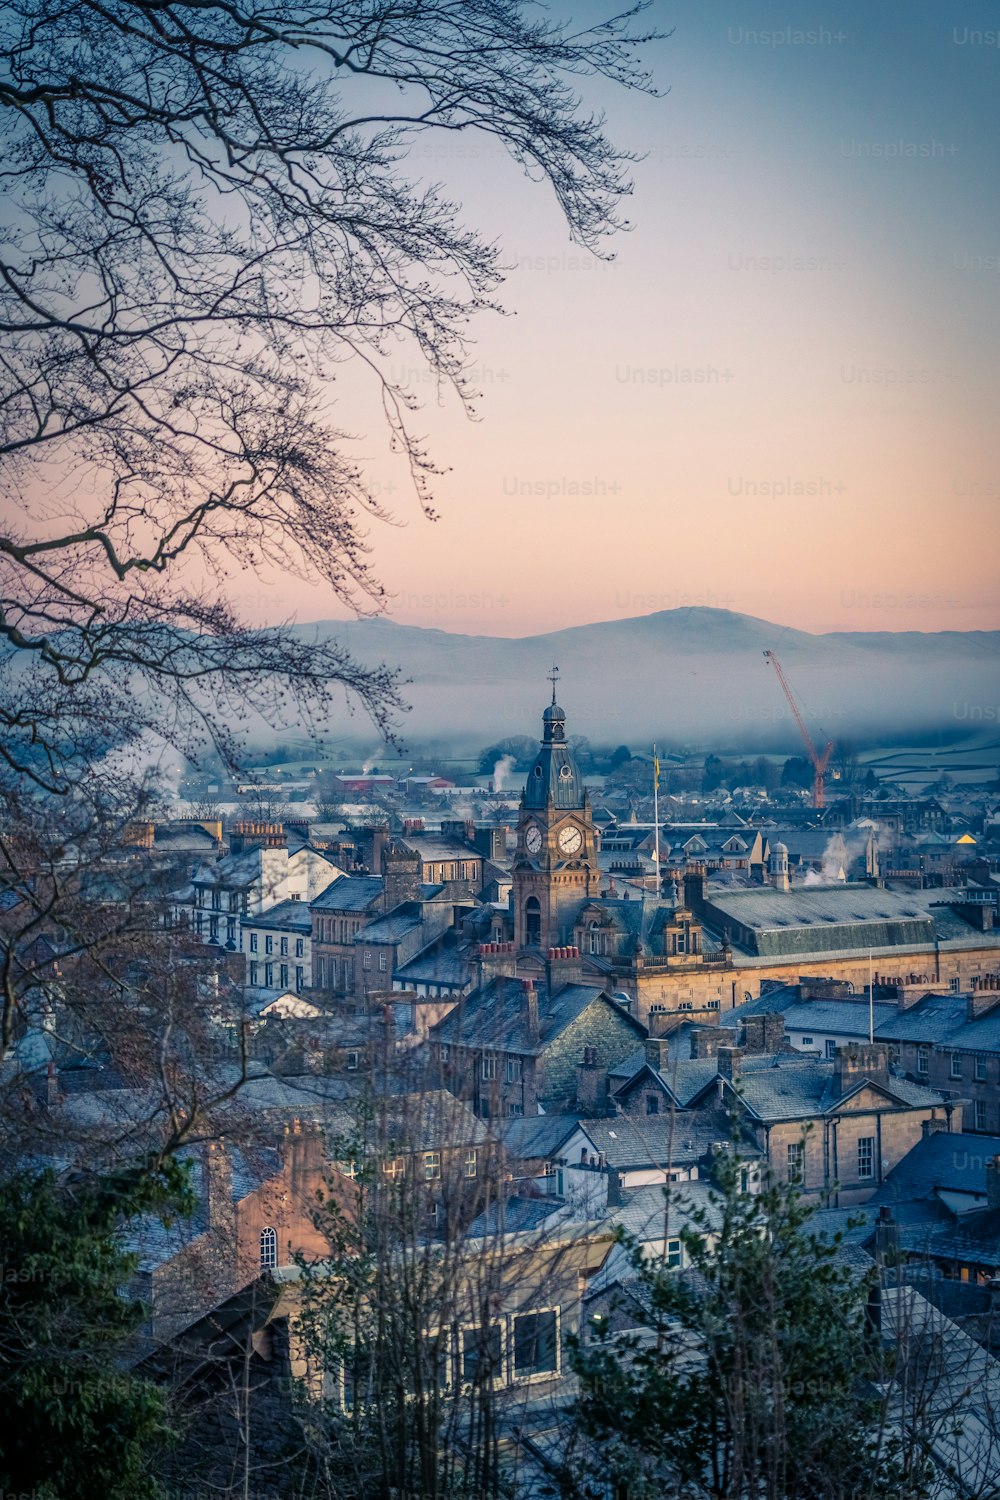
0,0,659,792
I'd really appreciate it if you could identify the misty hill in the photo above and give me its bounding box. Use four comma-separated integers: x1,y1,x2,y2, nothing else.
288,608,1000,752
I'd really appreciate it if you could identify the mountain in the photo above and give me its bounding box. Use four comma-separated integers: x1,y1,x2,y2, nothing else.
284,608,1000,751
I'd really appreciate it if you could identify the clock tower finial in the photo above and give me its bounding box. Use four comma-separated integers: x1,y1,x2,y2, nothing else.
547,663,560,705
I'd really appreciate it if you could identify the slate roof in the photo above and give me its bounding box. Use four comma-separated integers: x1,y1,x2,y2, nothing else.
719,1055,945,1122
432,979,642,1057
717,993,899,1038
243,899,312,932
780,1000,899,1037
700,882,1000,963
614,1056,723,1108
353,901,424,944
191,848,272,889
499,1113,583,1161
325,1089,489,1155
578,1115,762,1171
876,993,1000,1054
870,1132,1000,1205
393,930,471,989
310,875,383,912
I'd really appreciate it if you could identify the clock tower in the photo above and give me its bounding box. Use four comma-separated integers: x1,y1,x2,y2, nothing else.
513,680,598,952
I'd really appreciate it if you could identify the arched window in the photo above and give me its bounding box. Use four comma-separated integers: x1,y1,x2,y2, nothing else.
260,1226,278,1270
588,921,600,956
525,897,541,947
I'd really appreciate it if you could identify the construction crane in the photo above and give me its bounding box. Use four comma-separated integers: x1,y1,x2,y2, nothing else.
763,650,834,809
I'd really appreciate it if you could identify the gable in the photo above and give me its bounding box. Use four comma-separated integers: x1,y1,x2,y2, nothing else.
837,1082,924,1114
541,997,645,1107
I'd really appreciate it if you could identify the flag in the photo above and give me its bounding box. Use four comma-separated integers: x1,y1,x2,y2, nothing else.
653,753,660,790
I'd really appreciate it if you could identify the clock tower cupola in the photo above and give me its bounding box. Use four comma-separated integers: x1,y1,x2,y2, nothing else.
513,673,598,951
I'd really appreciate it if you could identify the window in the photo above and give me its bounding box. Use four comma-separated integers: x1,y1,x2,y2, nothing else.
976,1055,987,1081
786,1141,804,1184
976,1099,988,1130
801,1036,814,1047
279,963,288,989
378,953,387,972
506,1056,522,1083
229,892,239,913
462,1325,501,1385
346,1050,359,1071
825,1040,837,1060
588,921,600,955
739,1165,752,1195
363,951,372,970
482,1054,498,1081
424,1151,441,1181
212,890,221,911
706,999,720,1011
295,965,304,993
950,976,961,993
524,897,541,947
260,1227,278,1269
917,1049,929,1076
439,1044,451,1063
465,1149,478,1179
383,1157,404,1180
209,916,219,941
295,938,305,958
226,918,236,945
264,963,273,987
280,936,288,956
264,935,273,954
250,962,259,985
665,1237,682,1268
646,1094,660,1115
513,1310,558,1379
951,1054,963,1079
858,1137,875,1180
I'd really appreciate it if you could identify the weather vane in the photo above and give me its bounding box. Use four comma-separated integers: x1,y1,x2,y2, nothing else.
547,663,560,704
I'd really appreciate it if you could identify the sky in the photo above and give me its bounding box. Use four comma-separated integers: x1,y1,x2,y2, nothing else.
233,0,1000,639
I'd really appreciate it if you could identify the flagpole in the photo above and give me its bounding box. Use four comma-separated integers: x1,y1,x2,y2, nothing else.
653,743,660,894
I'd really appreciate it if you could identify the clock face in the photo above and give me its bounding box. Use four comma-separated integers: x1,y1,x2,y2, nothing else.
558,824,583,855
525,825,543,853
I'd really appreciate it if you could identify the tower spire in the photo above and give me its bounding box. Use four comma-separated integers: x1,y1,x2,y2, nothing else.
547,663,560,705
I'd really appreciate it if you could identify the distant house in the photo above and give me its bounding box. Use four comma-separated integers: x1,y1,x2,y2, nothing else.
431,972,646,1119
170,845,342,952
242,899,314,992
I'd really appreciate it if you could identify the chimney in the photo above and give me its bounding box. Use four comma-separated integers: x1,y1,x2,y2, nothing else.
921,1117,948,1138
606,1165,623,1208
524,980,539,1044
381,838,421,912
645,1037,670,1071
576,1046,610,1115
683,864,706,916
833,1043,889,1094
717,1045,744,1081
204,1140,234,1230
46,1060,60,1107
987,1156,1000,1213
546,945,583,988
283,1119,325,1195
968,989,1000,1020
690,1025,730,1059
